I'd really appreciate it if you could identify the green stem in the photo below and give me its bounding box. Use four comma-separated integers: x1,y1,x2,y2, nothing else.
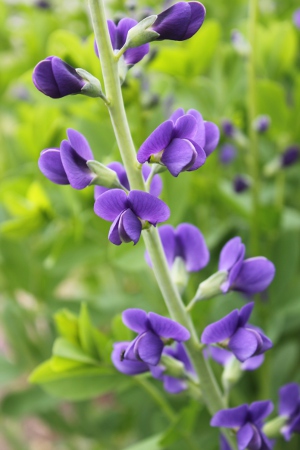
88,1,237,447
247,0,259,255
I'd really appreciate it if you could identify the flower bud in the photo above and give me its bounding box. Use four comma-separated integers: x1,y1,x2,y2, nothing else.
86,161,123,189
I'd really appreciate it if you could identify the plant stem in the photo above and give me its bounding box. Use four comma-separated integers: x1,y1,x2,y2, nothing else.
88,1,237,447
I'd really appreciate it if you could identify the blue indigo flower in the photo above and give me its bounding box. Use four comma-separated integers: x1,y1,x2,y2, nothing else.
211,401,274,450
207,345,265,371
152,2,205,41
33,57,86,98
278,383,300,440
94,189,170,245
201,302,272,362
121,309,190,365
253,115,271,133
137,108,219,176
38,129,95,189
280,146,299,167
293,9,300,29
150,343,195,393
218,237,275,295
219,144,237,165
94,162,162,198
146,223,209,272
233,175,250,193
111,341,149,375
94,18,150,65
221,119,236,138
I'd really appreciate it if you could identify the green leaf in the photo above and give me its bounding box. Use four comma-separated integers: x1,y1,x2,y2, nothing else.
53,337,99,365
78,303,99,359
54,309,79,345
123,433,163,450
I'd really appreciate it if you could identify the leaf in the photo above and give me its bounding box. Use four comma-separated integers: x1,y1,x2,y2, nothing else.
0,356,21,388
52,337,98,365
78,303,99,359
54,309,79,345
111,314,133,342
123,434,163,450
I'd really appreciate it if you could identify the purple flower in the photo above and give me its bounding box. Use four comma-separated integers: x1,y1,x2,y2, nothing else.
253,115,271,134
211,401,274,450
220,435,233,450
111,341,149,375
146,223,209,272
94,18,149,65
207,345,265,371
38,129,95,189
201,302,272,362
233,175,250,193
150,343,195,393
293,9,300,29
218,236,275,295
33,56,85,98
137,108,219,177
94,189,170,245
278,383,300,440
222,119,236,138
121,309,190,365
94,162,162,198
152,2,205,41
219,144,237,165
280,146,299,167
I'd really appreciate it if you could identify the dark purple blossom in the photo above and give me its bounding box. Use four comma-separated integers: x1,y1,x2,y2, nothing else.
293,9,300,29
146,223,209,272
218,237,275,295
121,309,190,365
94,162,162,198
137,108,219,176
278,383,300,440
253,115,271,134
280,146,300,167
222,119,236,138
219,144,237,165
33,56,85,98
207,345,265,371
211,401,274,450
152,2,205,41
150,343,195,393
94,18,149,65
201,302,272,362
233,175,250,193
94,189,170,245
38,129,95,189
111,341,149,375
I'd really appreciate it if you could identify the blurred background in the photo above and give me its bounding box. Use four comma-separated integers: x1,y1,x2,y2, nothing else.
1,0,300,448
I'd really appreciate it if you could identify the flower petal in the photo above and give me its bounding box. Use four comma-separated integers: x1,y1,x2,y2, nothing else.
228,328,260,362
60,140,94,189
163,376,187,393
94,189,128,221
112,342,149,375
66,129,93,161
107,20,117,50
187,109,205,147
125,45,150,65
237,423,256,450
241,354,264,371
118,209,142,244
186,140,206,171
176,223,209,272
201,310,239,344
128,190,170,225
208,346,233,366
210,404,248,428
173,114,197,139
94,161,129,198
137,120,174,163
204,121,220,156
108,216,122,245
218,237,245,272
122,309,149,333
158,225,177,268
279,383,300,417
142,164,163,197
33,58,60,98
161,138,197,176
136,330,164,365
232,258,275,295
182,1,206,40
169,108,185,123
116,18,137,48
153,2,191,41
149,312,190,341
249,400,274,423
238,302,255,327
220,435,233,450
38,148,69,184
51,57,85,97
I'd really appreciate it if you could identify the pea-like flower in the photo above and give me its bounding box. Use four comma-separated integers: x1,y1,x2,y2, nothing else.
233,175,250,193
94,18,150,65
94,189,170,245
218,237,275,295
211,401,274,450
207,345,265,372
94,162,162,198
137,108,219,176
201,302,272,362
146,223,209,272
281,146,299,168
121,308,190,365
253,115,271,134
278,383,300,441
219,144,237,165
152,2,205,41
111,341,149,375
38,129,95,189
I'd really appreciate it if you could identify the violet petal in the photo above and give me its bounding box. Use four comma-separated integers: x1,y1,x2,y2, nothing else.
38,148,69,184
237,423,256,450
161,138,197,176
238,302,255,328
148,312,190,341
232,257,275,295
112,342,149,375
118,209,142,244
60,140,94,190
249,400,274,423
66,128,94,161
201,310,239,344
187,109,205,147
185,140,206,171
128,190,170,225
173,114,197,139
228,328,259,362
218,237,244,272
122,309,149,333
108,216,122,245
279,383,300,417
176,223,209,272
137,120,174,163
94,189,128,221
136,330,164,365
210,404,248,428
204,121,220,156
